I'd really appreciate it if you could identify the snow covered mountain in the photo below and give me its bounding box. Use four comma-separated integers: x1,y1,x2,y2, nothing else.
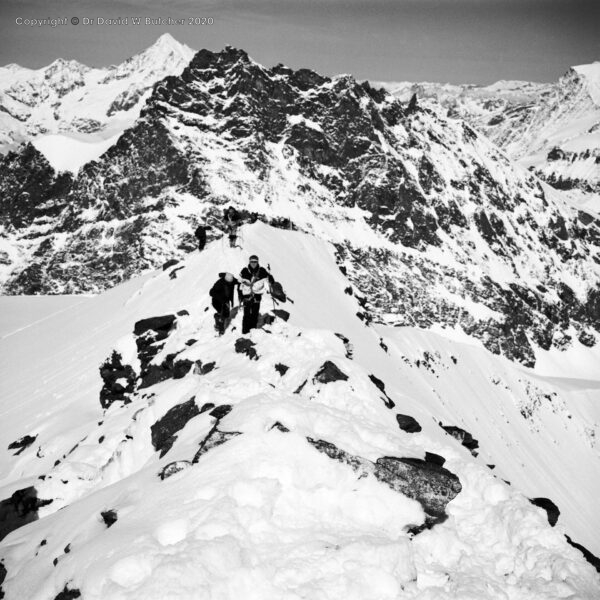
376,62,600,214
0,33,195,168
0,223,599,598
1,46,599,372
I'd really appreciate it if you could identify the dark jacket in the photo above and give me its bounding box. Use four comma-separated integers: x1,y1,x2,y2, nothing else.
209,273,238,305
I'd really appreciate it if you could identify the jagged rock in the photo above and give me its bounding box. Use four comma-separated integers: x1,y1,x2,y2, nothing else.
530,497,560,526
565,535,600,573
396,414,422,433
294,380,307,394
159,460,192,480
169,267,185,280
162,259,179,270
53,586,81,600
192,427,242,463
101,510,118,528
209,405,232,420
7,434,37,455
334,333,354,358
439,423,479,456
177,309,189,317
185,338,197,346
307,437,461,527
313,361,348,383
274,363,289,376
368,374,395,408
200,403,215,413
99,350,136,409
193,360,216,375
151,398,200,457
270,422,290,432
234,338,259,360
0,487,53,542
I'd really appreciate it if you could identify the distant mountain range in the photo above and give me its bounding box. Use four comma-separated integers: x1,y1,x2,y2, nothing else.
375,62,600,215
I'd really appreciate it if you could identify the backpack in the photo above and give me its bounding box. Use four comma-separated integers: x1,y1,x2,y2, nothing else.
270,280,286,303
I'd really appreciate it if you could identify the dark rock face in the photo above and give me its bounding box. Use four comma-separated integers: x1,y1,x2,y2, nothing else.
0,486,53,542
101,509,118,528
53,586,81,600
396,414,422,433
313,361,348,383
134,314,176,338
162,259,179,270
334,333,354,359
151,398,200,457
565,535,600,574
307,437,461,527
234,338,259,360
530,497,560,527
270,422,290,432
439,423,479,456
99,351,136,409
134,315,177,389
424,452,446,466
7,434,37,455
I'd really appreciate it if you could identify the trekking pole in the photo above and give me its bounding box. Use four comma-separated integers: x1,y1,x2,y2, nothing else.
267,263,277,310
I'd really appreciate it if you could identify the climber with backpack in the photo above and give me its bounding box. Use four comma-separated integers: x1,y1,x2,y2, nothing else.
223,206,241,248
209,272,239,334
194,223,211,251
239,255,274,334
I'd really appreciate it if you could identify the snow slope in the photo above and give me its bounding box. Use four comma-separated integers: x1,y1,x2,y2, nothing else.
1,223,599,598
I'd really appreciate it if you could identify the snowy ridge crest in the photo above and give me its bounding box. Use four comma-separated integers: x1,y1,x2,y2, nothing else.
0,224,598,598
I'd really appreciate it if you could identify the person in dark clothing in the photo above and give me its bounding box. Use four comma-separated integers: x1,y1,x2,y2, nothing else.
194,224,211,251
239,255,274,334
223,206,241,248
209,272,239,334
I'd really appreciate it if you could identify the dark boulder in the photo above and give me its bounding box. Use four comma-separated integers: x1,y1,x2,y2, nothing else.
159,460,191,480
151,398,200,457
172,358,194,379
306,437,461,527
8,435,37,455
270,422,290,432
200,402,215,413
314,361,348,383
529,497,560,526
101,509,118,528
274,363,289,376
133,314,176,338
194,360,216,375
375,457,462,525
234,338,259,360
396,414,422,433
0,486,53,542
53,586,81,600
424,452,446,466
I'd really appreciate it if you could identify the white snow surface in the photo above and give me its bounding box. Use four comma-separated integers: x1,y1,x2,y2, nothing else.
1,223,599,598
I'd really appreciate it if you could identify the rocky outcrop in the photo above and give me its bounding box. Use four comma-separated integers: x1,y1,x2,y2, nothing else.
151,398,200,457
0,487,53,542
313,361,348,384
307,437,461,527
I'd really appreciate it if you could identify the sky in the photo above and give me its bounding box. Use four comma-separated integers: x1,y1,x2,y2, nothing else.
0,0,598,84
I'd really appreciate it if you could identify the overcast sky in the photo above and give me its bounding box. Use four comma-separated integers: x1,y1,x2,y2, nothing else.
1,0,598,84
